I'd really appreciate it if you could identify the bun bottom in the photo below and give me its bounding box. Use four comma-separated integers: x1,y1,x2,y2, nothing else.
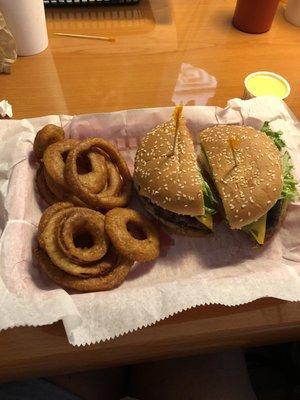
140,196,210,238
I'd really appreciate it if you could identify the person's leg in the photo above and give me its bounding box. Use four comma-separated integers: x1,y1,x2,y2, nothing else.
128,350,257,400
0,366,127,400
48,366,128,400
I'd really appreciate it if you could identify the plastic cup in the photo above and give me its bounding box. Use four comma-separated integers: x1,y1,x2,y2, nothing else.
285,0,300,27
0,0,48,56
243,71,291,100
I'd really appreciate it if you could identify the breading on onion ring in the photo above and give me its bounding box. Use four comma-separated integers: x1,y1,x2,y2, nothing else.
43,139,79,188
105,208,160,262
44,169,69,201
57,208,109,263
33,124,65,160
65,137,132,210
38,202,73,242
77,151,108,194
35,165,58,206
35,247,133,292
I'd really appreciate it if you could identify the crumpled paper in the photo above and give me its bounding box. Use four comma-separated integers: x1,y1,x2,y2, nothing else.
0,99,13,118
172,63,217,106
0,97,299,346
0,12,17,74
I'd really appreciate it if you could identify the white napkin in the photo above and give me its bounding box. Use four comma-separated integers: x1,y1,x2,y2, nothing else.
0,99,12,117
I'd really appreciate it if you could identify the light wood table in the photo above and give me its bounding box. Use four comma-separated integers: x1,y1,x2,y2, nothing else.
1,0,300,382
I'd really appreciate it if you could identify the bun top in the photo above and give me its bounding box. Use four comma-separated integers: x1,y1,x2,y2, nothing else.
134,112,204,216
199,125,283,229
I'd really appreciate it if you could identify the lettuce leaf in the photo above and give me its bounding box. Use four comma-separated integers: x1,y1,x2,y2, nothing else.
261,121,286,151
261,122,297,202
281,151,298,202
202,179,218,215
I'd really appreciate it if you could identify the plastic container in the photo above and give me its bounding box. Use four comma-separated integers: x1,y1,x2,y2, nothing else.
243,71,291,100
0,0,48,56
285,0,300,26
233,0,280,34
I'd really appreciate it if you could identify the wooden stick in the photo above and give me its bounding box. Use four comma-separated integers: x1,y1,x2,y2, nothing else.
228,137,238,167
54,33,115,42
168,105,183,157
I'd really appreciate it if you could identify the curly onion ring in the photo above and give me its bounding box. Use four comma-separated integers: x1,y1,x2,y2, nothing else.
39,207,111,277
35,166,58,206
44,169,69,201
35,166,56,206
33,124,65,160
105,208,160,262
38,202,74,249
65,138,132,210
57,208,109,263
101,160,122,196
42,170,89,207
35,247,133,292
78,151,108,194
43,139,79,188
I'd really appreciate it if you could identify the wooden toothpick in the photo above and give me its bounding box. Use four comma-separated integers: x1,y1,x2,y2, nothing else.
228,137,238,167
168,105,183,157
54,33,115,42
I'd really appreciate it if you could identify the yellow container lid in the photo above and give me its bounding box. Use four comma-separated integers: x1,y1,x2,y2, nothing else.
244,71,291,100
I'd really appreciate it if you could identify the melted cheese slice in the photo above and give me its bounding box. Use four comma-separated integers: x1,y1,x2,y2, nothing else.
243,214,267,245
196,213,213,230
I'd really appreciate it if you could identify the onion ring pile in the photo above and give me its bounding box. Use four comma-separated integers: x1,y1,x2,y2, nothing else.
36,203,134,291
33,125,160,293
35,203,160,292
33,126,132,211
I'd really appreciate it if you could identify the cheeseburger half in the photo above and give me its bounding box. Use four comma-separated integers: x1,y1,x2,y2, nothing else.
134,108,217,236
199,123,297,244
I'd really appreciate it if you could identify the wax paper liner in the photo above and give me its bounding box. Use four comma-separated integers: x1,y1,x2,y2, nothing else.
0,97,299,346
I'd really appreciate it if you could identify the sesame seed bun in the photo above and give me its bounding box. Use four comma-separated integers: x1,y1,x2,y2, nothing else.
199,125,283,229
134,114,204,216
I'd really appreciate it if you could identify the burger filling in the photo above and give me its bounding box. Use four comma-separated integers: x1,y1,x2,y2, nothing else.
137,171,217,233
241,123,297,244
195,177,218,230
140,196,212,233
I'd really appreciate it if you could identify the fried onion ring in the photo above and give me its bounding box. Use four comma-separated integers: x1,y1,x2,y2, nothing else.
38,202,74,246
43,139,79,188
40,207,110,277
35,247,133,292
65,137,132,210
44,169,69,201
57,208,109,263
33,124,65,160
78,151,108,194
35,166,58,206
105,208,160,262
